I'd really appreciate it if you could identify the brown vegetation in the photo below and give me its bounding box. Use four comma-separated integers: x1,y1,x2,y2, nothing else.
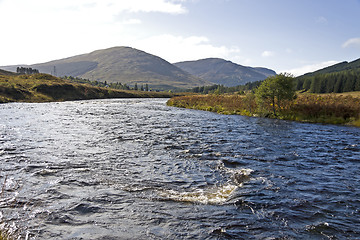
167,93,360,126
0,73,174,103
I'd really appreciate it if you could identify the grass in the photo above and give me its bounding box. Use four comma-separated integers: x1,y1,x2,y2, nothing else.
167,93,360,127
0,73,175,103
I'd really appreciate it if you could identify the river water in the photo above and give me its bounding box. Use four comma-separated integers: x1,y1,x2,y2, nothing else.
0,98,359,239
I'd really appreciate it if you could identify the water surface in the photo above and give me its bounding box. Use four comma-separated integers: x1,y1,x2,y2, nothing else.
0,99,359,239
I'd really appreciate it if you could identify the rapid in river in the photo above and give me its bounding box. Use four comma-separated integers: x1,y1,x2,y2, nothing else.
0,98,359,239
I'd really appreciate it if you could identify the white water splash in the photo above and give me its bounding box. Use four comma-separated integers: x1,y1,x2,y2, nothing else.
157,168,254,204
158,183,238,205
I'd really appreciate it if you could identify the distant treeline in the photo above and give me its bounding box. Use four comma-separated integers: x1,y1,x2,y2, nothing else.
16,67,39,74
63,68,360,94
295,69,360,93
186,81,263,94
63,76,150,91
64,76,131,90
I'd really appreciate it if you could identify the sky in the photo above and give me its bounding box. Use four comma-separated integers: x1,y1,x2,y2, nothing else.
0,0,359,76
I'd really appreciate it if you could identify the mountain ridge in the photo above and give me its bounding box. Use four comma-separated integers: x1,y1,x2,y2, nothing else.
299,58,360,77
174,58,276,87
294,57,360,93
1,47,211,90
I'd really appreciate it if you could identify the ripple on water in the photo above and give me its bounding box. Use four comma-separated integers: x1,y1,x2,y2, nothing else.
0,99,359,239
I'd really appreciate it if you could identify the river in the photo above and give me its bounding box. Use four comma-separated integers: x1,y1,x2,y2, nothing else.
0,98,359,239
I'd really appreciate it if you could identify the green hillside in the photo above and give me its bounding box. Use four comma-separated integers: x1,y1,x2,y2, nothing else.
174,58,276,87
0,72,173,103
301,58,360,77
295,58,360,93
0,47,211,90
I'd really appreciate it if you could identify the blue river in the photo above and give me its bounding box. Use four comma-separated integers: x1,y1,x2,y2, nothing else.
0,98,359,239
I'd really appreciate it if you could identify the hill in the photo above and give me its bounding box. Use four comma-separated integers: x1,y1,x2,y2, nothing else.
174,58,276,87
295,58,360,93
0,69,17,76
300,58,360,77
0,47,211,90
0,72,174,103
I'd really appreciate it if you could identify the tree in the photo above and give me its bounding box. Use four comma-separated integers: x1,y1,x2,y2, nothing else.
255,73,296,116
343,73,355,92
334,77,343,93
310,75,322,93
16,67,39,74
302,78,312,90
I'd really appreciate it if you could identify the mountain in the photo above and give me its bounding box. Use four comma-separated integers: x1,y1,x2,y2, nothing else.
1,47,211,90
295,58,360,93
300,58,360,77
174,58,276,87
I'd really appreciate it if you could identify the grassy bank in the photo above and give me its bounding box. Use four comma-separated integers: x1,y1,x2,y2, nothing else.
167,93,360,127
0,72,174,103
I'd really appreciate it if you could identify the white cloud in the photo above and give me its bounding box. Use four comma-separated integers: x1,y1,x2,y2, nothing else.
281,61,339,77
2,0,188,14
261,50,275,57
101,0,188,14
122,19,142,25
342,38,360,48
0,0,189,65
132,34,241,63
95,0,187,14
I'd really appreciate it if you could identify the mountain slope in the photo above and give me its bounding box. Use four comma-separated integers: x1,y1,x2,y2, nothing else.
295,58,360,93
174,58,276,87
1,47,211,90
300,58,360,77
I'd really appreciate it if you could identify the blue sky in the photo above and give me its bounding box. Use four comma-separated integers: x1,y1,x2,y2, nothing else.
0,0,359,75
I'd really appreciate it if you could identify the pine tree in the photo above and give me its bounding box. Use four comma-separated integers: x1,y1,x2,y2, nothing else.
334,77,343,93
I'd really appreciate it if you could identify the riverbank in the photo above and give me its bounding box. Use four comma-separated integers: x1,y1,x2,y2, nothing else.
0,72,174,103
167,93,360,127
